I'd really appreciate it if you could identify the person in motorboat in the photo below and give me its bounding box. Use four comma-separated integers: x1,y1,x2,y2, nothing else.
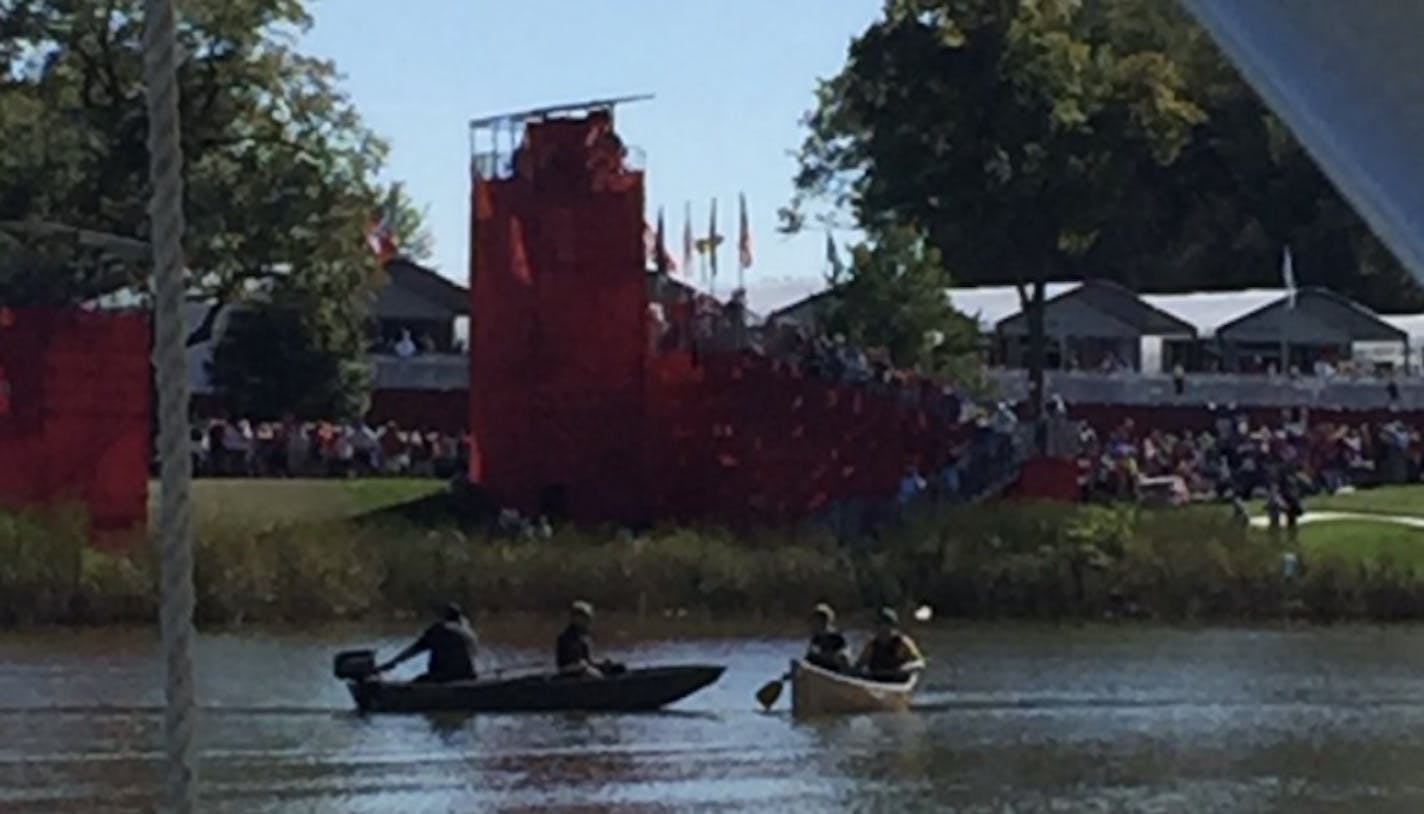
805,603,851,672
855,607,925,683
376,602,479,683
556,600,624,678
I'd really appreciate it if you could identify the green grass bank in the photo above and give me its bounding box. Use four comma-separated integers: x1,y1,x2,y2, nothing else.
8,480,1424,626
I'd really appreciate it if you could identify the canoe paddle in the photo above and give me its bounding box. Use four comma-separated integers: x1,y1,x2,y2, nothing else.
755,674,787,710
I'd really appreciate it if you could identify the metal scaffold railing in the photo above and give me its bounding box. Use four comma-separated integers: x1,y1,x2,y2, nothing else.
141,0,198,811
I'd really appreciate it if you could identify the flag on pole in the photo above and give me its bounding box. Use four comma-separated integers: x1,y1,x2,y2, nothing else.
654,207,673,275
826,230,845,281
708,198,721,284
365,186,399,263
682,202,694,277
1281,246,1296,309
737,192,753,275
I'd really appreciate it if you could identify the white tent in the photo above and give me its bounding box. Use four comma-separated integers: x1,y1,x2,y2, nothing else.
948,283,1078,331
1140,289,1287,338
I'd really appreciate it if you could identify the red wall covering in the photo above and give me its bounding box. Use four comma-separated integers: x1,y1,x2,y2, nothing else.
467,113,972,526
474,114,1424,522
0,308,149,539
1008,457,1081,501
645,351,964,523
469,112,650,523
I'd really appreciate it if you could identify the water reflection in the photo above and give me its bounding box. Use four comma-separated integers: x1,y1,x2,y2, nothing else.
6,625,1424,811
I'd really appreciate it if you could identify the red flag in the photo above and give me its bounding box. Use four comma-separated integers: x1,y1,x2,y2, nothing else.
738,192,753,270
366,186,399,262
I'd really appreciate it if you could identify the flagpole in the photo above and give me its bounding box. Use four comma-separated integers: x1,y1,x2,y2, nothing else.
1280,246,1294,375
737,192,745,292
708,197,718,300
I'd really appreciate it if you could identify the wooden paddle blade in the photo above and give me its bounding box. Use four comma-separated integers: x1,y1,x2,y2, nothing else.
755,679,784,710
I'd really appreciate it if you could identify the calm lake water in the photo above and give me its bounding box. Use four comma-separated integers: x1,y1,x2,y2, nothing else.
5,622,1424,813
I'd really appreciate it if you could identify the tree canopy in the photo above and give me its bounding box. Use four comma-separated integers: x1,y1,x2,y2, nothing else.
0,0,429,415
827,225,980,379
210,281,371,420
787,0,1423,313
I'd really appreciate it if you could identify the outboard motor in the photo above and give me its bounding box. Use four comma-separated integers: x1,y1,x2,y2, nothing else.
334,649,376,682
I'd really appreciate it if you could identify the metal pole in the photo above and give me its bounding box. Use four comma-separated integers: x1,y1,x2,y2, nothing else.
142,0,197,811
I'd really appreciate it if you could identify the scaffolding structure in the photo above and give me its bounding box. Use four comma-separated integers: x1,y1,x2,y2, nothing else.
468,94,652,181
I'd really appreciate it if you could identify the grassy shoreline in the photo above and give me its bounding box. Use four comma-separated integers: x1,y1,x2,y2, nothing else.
9,480,1424,626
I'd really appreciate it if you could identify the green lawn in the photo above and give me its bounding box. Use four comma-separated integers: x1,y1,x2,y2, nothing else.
1299,485,1424,518
1297,520,1424,571
1248,484,1424,520
148,478,446,532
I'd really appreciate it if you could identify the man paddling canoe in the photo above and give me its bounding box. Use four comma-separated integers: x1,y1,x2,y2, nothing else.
377,602,479,683
855,607,925,682
806,603,851,673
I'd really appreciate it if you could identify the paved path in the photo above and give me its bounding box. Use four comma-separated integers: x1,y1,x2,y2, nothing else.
1249,511,1424,530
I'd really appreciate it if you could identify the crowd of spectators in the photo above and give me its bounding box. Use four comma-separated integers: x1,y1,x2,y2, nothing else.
1074,406,1423,507
186,417,467,479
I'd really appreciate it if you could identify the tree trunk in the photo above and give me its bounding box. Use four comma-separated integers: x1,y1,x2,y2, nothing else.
1021,270,1049,454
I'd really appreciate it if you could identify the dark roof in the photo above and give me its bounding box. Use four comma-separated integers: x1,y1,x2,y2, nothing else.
765,287,840,323
372,258,468,321
1216,287,1406,344
997,280,1198,338
645,271,761,317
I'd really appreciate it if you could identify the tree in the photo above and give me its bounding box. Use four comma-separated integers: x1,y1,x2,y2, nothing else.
0,0,429,347
828,225,980,377
209,280,371,421
787,0,1206,431
1092,0,1424,310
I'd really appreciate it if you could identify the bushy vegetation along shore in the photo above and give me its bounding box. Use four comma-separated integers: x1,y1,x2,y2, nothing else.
10,483,1424,626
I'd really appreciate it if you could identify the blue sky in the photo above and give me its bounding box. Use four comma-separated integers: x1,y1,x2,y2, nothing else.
302,0,881,313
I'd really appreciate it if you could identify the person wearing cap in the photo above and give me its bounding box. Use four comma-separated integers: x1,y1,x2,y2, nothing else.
805,604,850,673
557,600,608,678
855,607,925,683
377,602,479,683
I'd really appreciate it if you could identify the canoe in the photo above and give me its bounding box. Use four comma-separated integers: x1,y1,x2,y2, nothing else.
343,664,725,714
789,658,917,717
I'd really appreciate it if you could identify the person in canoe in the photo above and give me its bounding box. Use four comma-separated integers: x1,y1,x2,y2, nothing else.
805,603,851,672
855,607,925,683
376,602,479,683
557,600,624,678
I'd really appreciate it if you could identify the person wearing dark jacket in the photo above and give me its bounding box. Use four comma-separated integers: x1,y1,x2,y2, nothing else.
556,600,623,678
805,603,851,672
378,603,479,683
856,607,925,683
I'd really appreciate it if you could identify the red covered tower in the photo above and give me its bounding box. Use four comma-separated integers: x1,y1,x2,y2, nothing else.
468,100,651,523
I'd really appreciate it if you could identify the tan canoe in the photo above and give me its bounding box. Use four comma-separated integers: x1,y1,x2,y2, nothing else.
789,658,918,717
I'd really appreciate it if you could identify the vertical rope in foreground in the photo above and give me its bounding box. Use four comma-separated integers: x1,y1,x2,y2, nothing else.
141,0,197,810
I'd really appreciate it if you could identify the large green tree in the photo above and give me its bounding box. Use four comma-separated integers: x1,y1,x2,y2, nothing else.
0,0,427,415
210,280,371,420
788,0,1207,422
1091,0,1422,307
788,0,1424,430
0,0,429,414
828,225,980,378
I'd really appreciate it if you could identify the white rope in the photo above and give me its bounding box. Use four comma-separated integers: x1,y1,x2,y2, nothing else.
141,0,197,811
